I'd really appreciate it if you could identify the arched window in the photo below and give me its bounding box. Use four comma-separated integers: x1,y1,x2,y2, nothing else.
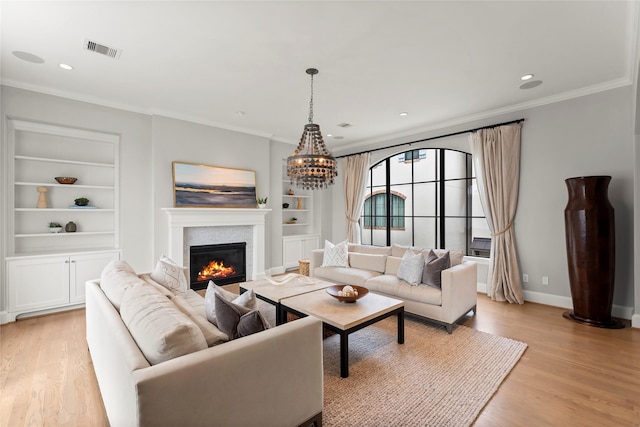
360,148,489,254
363,191,406,229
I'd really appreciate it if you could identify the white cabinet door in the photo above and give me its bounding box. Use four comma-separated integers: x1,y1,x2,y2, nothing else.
282,238,302,269
69,251,120,304
301,236,319,260
8,256,69,313
283,235,319,269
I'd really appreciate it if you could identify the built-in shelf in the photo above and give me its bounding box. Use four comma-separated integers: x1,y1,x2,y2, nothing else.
15,231,115,238
15,182,115,190
14,155,114,168
283,194,310,198
283,223,310,226
15,208,115,212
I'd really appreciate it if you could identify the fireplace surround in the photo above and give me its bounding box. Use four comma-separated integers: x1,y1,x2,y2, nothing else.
162,208,270,284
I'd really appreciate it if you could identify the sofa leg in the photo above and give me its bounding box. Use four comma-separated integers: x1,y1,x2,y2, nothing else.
445,324,453,334
298,411,322,427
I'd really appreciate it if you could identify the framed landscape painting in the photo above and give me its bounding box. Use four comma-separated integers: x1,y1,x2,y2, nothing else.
173,162,258,208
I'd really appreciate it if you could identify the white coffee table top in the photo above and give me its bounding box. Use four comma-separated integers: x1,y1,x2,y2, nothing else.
239,275,334,303
282,289,404,330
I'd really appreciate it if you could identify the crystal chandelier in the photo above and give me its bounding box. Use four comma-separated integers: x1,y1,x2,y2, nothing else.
287,68,338,190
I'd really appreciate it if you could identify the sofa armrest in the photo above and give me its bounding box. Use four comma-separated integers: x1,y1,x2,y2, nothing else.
310,249,325,276
440,261,478,324
132,316,324,427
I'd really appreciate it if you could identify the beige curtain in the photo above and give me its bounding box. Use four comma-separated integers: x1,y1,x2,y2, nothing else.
342,153,371,243
470,124,524,304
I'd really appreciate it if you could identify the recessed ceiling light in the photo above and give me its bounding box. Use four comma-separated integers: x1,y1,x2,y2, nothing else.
327,134,333,137
520,74,534,81
520,80,543,90
13,51,44,64
59,63,73,70
333,136,344,140
399,112,408,116
236,111,245,116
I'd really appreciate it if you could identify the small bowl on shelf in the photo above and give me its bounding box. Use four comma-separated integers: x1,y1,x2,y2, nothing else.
55,177,77,185
326,285,369,303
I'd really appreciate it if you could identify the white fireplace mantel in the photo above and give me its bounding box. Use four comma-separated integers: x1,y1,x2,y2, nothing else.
162,208,271,280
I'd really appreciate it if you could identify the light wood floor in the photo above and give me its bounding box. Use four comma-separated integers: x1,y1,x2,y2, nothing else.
1,295,639,426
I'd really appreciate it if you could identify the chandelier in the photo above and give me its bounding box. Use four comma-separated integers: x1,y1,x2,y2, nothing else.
287,68,338,190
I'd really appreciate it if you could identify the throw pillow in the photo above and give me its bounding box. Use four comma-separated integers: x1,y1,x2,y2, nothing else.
214,292,269,339
422,249,451,289
321,239,349,267
100,260,145,310
204,281,256,326
396,249,424,286
150,255,188,295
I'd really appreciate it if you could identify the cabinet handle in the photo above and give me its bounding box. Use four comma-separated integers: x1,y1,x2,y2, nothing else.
70,260,76,263
65,260,69,263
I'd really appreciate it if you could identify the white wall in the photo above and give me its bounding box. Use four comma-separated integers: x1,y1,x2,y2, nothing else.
149,115,272,263
1,86,153,273
330,86,636,316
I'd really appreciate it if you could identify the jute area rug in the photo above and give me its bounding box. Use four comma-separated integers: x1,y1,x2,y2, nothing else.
322,316,527,427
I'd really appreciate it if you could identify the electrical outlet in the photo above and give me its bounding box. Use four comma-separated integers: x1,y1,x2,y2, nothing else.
542,276,549,286
523,274,529,283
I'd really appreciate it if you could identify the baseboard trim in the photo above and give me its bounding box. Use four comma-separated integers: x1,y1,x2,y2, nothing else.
268,266,286,276
0,311,8,325
632,313,640,328
477,287,633,321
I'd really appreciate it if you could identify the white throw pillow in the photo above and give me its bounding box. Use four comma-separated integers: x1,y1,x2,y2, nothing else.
150,255,188,295
396,249,424,286
322,239,349,267
204,281,257,326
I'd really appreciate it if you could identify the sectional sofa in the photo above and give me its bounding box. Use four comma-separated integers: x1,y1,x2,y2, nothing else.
85,261,324,427
310,243,478,333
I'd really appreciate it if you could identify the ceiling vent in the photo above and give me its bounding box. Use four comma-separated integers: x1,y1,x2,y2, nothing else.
83,39,122,60
337,123,352,128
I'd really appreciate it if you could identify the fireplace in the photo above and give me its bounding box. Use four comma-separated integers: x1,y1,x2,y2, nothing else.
189,242,246,290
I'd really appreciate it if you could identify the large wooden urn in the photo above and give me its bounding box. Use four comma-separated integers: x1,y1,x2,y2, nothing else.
563,176,623,328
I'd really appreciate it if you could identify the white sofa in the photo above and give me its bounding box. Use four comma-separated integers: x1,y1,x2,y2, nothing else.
310,243,477,333
85,263,324,427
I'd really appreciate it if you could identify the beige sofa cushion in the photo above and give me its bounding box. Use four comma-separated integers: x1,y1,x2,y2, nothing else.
313,266,381,287
347,244,392,255
385,256,403,275
100,260,146,310
365,275,442,306
120,284,207,365
170,294,228,346
348,253,387,273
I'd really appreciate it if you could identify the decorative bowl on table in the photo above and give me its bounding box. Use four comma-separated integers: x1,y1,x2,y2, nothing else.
55,177,77,184
326,285,369,303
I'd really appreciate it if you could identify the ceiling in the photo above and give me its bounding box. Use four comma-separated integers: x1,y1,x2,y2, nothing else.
1,1,637,151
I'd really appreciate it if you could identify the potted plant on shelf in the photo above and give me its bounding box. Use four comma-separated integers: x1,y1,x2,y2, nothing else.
48,222,63,233
257,197,268,209
74,197,90,207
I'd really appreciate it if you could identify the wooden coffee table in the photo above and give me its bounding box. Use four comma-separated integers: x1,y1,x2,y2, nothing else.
281,289,404,378
239,276,334,325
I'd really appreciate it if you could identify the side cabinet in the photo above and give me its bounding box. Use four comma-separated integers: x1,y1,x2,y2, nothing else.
282,235,319,269
6,250,120,321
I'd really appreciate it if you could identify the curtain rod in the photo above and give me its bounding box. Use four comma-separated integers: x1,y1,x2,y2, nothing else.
335,118,525,159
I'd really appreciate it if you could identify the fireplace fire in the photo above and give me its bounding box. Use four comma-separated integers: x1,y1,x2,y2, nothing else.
189,242,246,290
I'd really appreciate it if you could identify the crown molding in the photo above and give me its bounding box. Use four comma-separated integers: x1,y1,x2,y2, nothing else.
337,77,633,155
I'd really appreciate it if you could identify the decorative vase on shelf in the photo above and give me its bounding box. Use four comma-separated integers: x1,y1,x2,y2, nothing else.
65,221,77,232
258,204,267,209
563,176,624,328
297,197,303,210
288,188,294,196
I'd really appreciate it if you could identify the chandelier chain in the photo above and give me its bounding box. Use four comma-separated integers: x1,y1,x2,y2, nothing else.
308,73,314,124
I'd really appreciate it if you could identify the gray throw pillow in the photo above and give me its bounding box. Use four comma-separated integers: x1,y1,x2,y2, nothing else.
214,293,269,340
204,281,256,326
422,249,450,289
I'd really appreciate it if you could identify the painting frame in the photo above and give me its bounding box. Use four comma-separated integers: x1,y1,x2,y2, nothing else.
172,161,258,208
